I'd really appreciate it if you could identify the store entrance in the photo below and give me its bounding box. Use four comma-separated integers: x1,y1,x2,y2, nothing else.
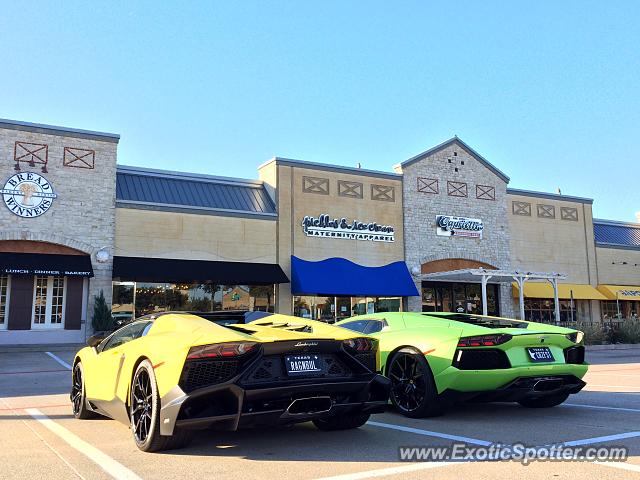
421,281,499,316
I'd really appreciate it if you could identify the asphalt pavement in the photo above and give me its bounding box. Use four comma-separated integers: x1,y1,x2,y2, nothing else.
0,346,638,480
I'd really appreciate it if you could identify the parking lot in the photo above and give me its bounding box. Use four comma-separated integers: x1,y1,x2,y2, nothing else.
0,347,638,480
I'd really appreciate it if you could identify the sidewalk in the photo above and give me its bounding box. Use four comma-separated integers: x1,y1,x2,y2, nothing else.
586,343,640,351
0,343,84,354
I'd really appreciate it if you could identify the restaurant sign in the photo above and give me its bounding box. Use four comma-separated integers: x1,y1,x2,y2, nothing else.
1,172,57,218
436,215,484,239
302,214,395,242
619,289,640,298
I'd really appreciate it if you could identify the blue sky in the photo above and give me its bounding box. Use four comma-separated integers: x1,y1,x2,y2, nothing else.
1,1,638,221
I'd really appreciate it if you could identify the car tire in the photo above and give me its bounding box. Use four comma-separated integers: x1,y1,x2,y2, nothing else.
130,360,192,452
387,349,445,418
71,362,96,419
517,393,570,408
313,413,371,431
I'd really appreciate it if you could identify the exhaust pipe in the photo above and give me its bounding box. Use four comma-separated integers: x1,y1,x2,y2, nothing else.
285,396,333,416
533,378,563,392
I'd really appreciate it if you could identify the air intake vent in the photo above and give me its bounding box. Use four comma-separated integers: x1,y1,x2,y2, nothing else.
452,349,511,370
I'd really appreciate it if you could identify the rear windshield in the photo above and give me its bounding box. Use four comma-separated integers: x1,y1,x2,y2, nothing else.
423,313,528,329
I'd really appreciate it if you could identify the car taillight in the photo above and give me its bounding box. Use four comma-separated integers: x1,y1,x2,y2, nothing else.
457,334,512,347
186,342,257,359
343,337,376,352
565,331,584,344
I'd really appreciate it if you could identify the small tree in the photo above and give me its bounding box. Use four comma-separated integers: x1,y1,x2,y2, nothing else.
92,290,115,332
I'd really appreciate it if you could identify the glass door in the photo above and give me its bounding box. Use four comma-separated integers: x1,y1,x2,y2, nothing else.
0,275,9,329
32,275,66,328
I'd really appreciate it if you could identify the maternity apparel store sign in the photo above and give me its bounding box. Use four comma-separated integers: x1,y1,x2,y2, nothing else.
301,214,395,242
436,215,484,239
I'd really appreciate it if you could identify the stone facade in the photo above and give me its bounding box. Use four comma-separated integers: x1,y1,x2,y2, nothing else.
0,120,118,343
397,138,514,316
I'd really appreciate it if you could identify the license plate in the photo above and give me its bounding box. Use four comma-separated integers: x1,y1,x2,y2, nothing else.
285,354,324,376
526,347,555,362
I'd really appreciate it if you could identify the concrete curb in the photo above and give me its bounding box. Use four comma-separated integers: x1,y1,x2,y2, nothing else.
0,343,84,354
586,343,640,351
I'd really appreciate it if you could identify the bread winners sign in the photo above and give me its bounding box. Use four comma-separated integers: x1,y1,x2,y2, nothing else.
302,214,394,242
436,215,484,239
1,172,57,218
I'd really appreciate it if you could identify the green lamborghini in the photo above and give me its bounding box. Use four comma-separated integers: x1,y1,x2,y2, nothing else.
336,312,588,418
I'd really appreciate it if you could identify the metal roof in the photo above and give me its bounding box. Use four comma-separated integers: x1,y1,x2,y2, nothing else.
593,219,640,249
116,166,276,216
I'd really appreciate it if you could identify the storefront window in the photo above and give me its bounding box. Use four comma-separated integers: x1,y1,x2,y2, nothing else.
524,298,577,323
375,297,401,313
32,275,66,328
293,296,401,322
112,282,135,324
422,282,499,316
601,300,639,320
352,297,375,316
422,287,436,312
293,296,334,321
0,275,9,328
335,296,351,321
115,282,275,318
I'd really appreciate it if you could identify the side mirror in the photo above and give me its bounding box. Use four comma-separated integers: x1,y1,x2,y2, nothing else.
87,334,105,348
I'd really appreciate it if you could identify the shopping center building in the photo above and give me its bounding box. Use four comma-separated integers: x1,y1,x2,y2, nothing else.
1,118,638,344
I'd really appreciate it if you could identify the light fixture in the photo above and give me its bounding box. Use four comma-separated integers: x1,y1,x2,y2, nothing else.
95,247,110,263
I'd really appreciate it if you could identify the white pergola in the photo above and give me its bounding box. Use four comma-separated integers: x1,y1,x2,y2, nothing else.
419,268,567,323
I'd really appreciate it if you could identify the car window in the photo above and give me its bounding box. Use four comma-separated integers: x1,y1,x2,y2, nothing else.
339,320,370,334
365,319,387,334
339,319,387,334
99,321,152,352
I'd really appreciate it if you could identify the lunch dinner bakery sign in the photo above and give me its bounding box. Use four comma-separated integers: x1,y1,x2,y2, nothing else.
1,172,57,218
301,214,395,242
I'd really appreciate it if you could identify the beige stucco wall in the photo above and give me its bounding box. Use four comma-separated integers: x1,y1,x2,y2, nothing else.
115,208,277,264
289,167,404,265
508,193,600,321
595,247,640,286
508,194,597,284
260,160,404,314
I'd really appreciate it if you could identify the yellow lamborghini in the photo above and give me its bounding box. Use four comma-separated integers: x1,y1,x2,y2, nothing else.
71,312,390,452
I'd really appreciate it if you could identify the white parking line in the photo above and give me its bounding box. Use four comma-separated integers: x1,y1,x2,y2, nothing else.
313,461,458,480
585,384,640,390
594,461,640,474
45,352,72,370
366,421,492,446
26,408,142,480
564,403,640,413
561,431,640,447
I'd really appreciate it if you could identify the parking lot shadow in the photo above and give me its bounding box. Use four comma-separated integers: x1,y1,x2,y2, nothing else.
166,423,405,463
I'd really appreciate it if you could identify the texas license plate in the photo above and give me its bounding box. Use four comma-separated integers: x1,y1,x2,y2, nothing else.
526,347,555,362
285,354,324,376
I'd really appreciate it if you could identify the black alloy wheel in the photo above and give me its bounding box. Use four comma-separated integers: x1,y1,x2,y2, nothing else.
132,366,154,445
71,362,94,419
387,350,444,418
130,360,193,452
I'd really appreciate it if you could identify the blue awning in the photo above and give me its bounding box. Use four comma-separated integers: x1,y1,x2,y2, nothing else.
291,256,419,297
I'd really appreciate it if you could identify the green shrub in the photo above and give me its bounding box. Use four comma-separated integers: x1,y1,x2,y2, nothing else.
92,290,115,332
576,322,606,345
615,319,640,344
